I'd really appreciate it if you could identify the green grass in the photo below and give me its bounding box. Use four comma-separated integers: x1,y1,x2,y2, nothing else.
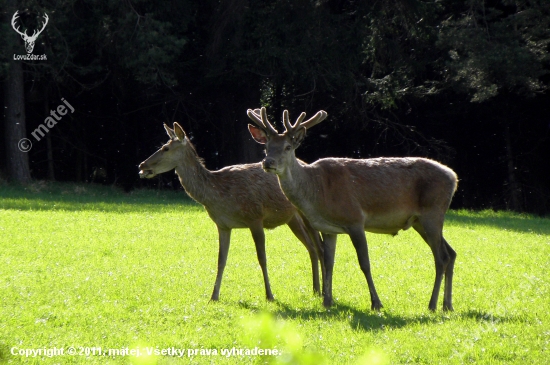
1,181,549,364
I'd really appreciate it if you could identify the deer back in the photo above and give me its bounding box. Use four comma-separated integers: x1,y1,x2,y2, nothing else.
203,163,297,229
280,157,457,234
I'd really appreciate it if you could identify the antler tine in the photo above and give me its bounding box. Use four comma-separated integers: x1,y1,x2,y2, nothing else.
247,108,277,134
247,109,263,126
247,107,280,134
35,13,49,36
260,107,279,135
11,11,27,37
283,110,307,132
293,112,306,129
299,110,328,130
283,110,292,132
246,108,262,120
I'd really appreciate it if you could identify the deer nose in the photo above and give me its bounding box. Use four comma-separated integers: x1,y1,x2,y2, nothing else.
263,158,276,171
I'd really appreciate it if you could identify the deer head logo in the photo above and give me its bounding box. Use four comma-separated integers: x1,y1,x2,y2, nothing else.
11,11,49,54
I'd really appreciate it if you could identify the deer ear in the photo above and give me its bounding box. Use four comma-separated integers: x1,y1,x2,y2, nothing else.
248,124,268,144
291,128,306,148
164,123,176,139
173,122,187,143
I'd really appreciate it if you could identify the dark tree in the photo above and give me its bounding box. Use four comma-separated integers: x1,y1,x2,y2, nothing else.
2,0,31,183
1,0,549,213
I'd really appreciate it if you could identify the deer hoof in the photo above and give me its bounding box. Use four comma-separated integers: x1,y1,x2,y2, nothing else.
371,301,383,311
209,294,220,302
443,303,454,312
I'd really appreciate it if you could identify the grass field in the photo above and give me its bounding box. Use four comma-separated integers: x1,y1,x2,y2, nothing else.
0,181,549,364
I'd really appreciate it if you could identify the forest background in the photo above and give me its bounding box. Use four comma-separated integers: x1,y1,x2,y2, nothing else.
2,0,549,214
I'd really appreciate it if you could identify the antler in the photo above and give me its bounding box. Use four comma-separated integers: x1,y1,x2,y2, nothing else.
283,109,328,133
11,11,27,37
283,110,304,133
248,107,328,135
11,12,48,39
246,107,279,135
301,110,328,130
31,13,49,39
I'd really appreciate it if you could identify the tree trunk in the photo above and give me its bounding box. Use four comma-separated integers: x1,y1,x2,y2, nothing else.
3,63,31,183
3,2,31,184
213,83,263,167
76,148,82,182
44,91,55,180
504,122,522,211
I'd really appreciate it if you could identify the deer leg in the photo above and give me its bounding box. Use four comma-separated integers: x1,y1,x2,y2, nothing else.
249,224,274,301
413,220,450,311
287,214,321,296
211,227,231,301
348,226,383,311
322,233,337,308
442,237,456,311
301,214,326,289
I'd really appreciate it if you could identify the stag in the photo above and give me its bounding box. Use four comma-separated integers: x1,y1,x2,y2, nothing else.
11,11,49,54
139,122,324,301
247,107,458,311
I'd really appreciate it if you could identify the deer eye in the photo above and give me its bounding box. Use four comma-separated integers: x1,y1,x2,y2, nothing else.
285,145,292,151
162,146,169,152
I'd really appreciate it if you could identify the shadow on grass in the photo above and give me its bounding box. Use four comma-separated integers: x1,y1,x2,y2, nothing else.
446,210,550,235
459,309,527,324
3,182,548,232
275,301,410,331
237,300,526,332
238,300,418,332
0,181,199,213
0,344,10,364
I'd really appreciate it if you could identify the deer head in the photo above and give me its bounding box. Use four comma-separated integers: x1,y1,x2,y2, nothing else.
139,123,189,178
247,107,327,174
11,11,49,54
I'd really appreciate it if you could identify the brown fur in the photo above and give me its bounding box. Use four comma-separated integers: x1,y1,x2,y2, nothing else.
247,107,458,312
139,122,324,301
282,157,457,235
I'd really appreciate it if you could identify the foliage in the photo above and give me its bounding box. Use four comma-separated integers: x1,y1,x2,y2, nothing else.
437,0,550,102
100,0,192,87
361,0,550,106
0,0,549,213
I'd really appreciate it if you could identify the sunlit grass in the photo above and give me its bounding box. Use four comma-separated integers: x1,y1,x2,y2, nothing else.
0,182,549,364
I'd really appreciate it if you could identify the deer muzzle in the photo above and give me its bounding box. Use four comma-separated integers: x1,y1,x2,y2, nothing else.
262,157,277,172
138,162,155,178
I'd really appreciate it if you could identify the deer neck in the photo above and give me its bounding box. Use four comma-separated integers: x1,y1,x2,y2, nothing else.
277,155,317,208
173,147,214,205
